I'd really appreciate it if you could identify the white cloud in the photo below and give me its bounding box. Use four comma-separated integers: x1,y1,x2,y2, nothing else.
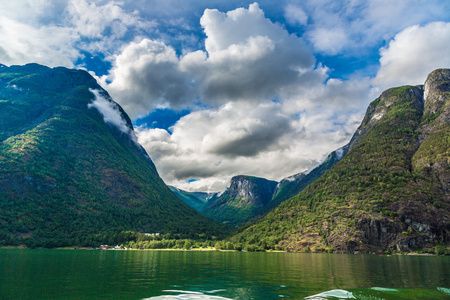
307,27,348,55
136,93,368,192
181,2,315,104
88,89,137,142
297,0,450,56
0,0,153,68
67,0,142,39
136,102,299,191
374,22,450,89
101,39,191,118
103,2,316,117
0,1,67,24
0,15,79,67
284,4,308,26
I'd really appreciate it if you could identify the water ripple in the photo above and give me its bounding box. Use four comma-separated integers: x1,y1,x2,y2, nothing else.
142,290,234,300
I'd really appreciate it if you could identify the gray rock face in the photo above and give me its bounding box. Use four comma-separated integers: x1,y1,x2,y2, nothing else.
414,69,450,196
227,175,278,207
423,69,450,117
201,175,278,225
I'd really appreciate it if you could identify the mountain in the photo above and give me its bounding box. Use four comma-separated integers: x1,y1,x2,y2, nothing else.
231,69,450,253
189,147,346,226
168,186,219,211
201,175,278,226
269,145,349,213
0,63,226,248
192,146,348,226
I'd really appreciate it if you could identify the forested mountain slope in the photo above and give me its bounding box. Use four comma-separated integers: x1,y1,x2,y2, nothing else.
0,63,226,248
169,186,219,211
231,69,450,253
268,145,349,214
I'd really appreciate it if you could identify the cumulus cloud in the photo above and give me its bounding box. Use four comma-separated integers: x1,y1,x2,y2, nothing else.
136,96,366,192
102,2,316,117
189,102,291,157
0,15,79,67
181,2,315,103
297,0,450,56
374,22,450,89
101,39,191,118
0,0,152,68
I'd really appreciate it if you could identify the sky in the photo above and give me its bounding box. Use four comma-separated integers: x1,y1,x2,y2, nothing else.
1,0,449,192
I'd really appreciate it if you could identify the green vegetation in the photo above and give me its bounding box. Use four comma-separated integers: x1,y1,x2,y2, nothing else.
230,81,450,253
1,65,448,253
0,64,228,248
202,194,257,226
168,186,216,211
268,146,347,214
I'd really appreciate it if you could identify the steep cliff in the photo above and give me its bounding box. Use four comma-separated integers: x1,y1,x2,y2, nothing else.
413,69,450,197
201,175,278,226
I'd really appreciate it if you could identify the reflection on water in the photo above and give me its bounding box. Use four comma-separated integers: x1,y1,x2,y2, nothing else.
0,250,449,299
142,290,233,299
438,287,450,295
145,287,450,300
304,289,355,299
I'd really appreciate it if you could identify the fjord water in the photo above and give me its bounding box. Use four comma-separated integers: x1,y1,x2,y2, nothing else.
0,249,449,299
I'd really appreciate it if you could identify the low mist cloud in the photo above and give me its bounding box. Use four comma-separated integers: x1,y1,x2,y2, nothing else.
88,89,137,142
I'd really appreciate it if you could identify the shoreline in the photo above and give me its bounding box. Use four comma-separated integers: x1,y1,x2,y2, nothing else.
0,246,441,255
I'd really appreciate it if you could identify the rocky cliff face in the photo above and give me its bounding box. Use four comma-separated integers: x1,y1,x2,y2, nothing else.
231,69,450,253
201,175,278,226
227,175,278,206
414,69,450,195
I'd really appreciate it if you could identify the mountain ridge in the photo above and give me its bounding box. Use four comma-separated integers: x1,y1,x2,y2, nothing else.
229,69,450,253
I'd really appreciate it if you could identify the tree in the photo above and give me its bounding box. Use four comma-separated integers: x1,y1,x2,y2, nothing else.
184,240,192,250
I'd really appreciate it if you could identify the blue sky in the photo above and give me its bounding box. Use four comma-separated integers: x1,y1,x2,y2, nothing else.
1,0,449,192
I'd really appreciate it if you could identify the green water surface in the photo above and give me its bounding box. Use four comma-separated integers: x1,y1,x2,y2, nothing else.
0,249,449,299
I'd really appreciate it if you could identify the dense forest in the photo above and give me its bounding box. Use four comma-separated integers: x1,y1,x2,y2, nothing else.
0,63,228,248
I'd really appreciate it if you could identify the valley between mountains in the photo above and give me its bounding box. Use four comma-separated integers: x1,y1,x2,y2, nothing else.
0,64,449,253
